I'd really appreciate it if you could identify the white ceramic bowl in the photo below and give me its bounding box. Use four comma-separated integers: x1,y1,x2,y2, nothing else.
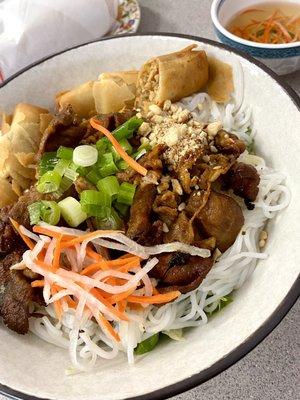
211,0,300,75
0,34,299,400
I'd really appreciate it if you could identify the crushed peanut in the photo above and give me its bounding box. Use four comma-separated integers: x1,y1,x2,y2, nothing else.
178,202,186,211
205,121,222,136
171,178,183,195
162,223,169,233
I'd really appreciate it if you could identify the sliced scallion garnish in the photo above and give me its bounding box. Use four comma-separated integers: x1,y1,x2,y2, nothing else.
37,171,62,193
58,197,87,227
117,182,136,205
73,145,98,167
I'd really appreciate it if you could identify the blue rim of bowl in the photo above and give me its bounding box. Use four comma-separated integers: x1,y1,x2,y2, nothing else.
0,33,299,400
211,0,300,58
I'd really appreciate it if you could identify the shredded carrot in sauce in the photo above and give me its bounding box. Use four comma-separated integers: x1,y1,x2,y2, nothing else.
229,8,300,44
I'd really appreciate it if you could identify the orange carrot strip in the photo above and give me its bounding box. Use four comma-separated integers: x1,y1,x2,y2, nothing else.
97,313,120,342
90,118,148,176
31,279,45,288
10,219,35,250
117,258,141,273
118,300,127,313
127,291,181,304
35,259,52,271
90,288,129,322
61,229,119,248
80,260,111,275
86,246,103,261
106,289,137,304
32,225,69,239
64,295,77,308
80,256,140,276
273,20,292,41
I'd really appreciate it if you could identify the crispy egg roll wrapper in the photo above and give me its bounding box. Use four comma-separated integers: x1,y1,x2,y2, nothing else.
0,103,50,201
93,73,136,114
0,134,11,178
11,103,48,127
0,113,12,134
98,70,138,87
207,57,234,103
56,81,96,118
8,153,36,180
136,45,209,108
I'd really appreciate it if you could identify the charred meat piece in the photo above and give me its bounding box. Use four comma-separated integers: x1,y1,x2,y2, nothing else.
153,190,179,226
126,184,157,244
80,110,136,145
215,130,246,156
164,212,194,245
0,248,35,334
151,252,213,294
224,162,260,202
117,145,165,185
185,189,210,219
0,187,45,254
37,106,87,158
74,176,96,194
197,190,244,252
143,220,164,246
0,187,60,255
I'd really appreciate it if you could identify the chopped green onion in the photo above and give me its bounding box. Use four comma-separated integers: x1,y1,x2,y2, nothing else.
117,182,136,205
58,197,87,227
93,208,123,230
57,146,73,160
37,171,62,193
54,159,70,177
73,145,98,167
97,176,119,200
38,152,59,176
134,333,160,355
114,202,129,217
82,205,111,219
96,138,109,155
137,142,151,152
133,148,147,160
80,190,111,207
118,160,129,170
86,169,101,185
40,201,61,225
113,116,143,141
97,117,143,145
64,167,79,181
97,153,118,178
55,176,74,198
28,202,42,225
77,166,90,177
205,294,233,316
111,138,133,161
80,190,111,217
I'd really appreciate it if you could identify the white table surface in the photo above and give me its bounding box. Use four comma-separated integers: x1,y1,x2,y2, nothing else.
0,1,299,400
